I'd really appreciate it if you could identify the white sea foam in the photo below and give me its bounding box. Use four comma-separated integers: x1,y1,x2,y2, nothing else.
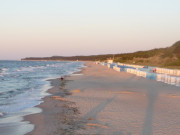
0,68,8,77
71,73,83,76
2,68,8,71
0,61,84,135
33,66,45,69
0,112,4,117
16,66,45,72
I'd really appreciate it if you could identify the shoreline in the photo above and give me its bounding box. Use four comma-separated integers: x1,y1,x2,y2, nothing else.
25,62,180,135
24,65,86,135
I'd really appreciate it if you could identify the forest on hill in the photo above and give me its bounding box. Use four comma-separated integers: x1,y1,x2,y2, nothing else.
22,41,180,68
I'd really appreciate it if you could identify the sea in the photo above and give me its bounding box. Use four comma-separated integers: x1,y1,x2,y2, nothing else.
0,60,84,135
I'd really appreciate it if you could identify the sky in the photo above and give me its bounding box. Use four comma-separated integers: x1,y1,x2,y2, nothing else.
0,0,180,60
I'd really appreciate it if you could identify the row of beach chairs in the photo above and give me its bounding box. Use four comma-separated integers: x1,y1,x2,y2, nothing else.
100,62,180,87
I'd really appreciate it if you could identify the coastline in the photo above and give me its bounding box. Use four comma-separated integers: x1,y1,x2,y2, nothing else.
24,64,86,135
25,62,180,135
0,61,84,135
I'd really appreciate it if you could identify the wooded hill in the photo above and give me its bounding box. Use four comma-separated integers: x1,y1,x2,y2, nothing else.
22,41,180,68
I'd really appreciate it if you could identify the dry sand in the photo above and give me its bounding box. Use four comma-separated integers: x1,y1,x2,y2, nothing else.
25,62,180,135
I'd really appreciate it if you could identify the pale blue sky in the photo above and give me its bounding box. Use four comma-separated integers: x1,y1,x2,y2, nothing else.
0,0,180,59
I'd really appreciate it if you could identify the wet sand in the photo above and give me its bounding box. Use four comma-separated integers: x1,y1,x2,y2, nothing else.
25,62,180,135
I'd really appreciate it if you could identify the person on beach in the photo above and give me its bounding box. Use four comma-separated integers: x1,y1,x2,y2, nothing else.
60,76,64,81
60,76,65,89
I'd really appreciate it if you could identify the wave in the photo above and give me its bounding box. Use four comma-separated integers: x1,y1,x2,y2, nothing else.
1,68,8,71
46,64,58,67
71,73,83,76
16,66,46,72
29,66,45,69
0,90,17,97
0,68,8,77
0,112,4,117
0,61,84,121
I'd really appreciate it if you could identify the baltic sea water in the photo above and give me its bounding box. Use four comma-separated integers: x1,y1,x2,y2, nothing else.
0,60,84,135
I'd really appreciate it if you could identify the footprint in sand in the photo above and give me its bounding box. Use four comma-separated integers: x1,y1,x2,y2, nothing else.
88,118,95,120
52,96,67,101
168,94,180,98
110,91,134,94
86,123,108,129
72,89,81,93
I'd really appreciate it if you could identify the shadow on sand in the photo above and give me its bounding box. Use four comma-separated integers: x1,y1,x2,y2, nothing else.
142,85,158,135
83,95,117,119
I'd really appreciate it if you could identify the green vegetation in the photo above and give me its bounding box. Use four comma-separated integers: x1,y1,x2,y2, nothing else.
22,41,180,68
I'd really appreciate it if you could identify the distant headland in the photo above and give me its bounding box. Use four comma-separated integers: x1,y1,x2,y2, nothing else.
22,41,180,68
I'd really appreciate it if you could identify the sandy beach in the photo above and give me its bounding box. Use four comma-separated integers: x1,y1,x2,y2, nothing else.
25,62,180,135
